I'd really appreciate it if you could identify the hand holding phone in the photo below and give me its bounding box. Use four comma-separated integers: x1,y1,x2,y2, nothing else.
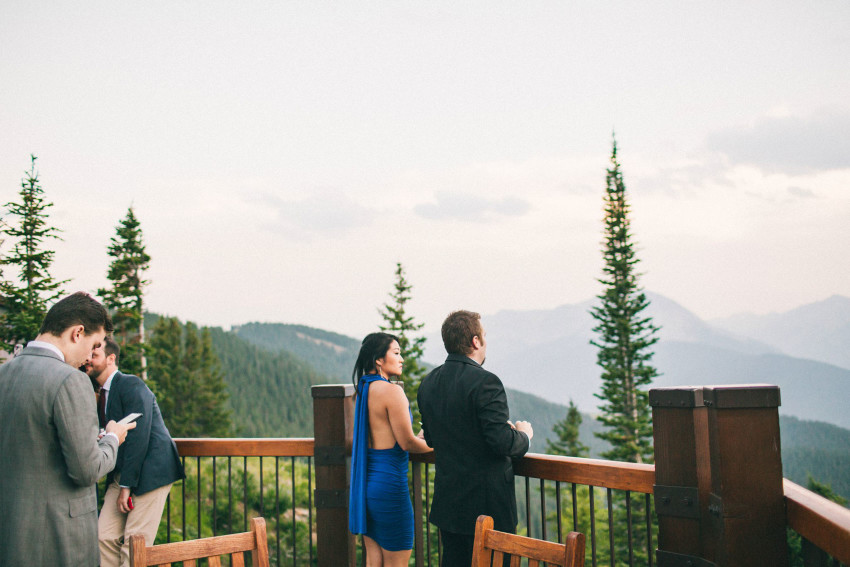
118,413,142,425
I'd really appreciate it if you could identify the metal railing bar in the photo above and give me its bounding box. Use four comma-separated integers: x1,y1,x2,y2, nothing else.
540,478,547,542
197,457,201,539
308,457,314,567
291,455,296,566
242,456,247,532
276,456,280,567
181,455,187,541
626,490,634,567
556,481,563,544
645,492,653,567
525,476,531,535
213,456,217,536
572,483,578,534
589,484,597,567
607,487,614,567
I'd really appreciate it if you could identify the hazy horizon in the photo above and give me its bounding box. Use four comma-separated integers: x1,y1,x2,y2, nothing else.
2,2,848,339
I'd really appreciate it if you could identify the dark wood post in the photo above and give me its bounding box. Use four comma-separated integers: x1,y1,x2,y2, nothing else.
312,384,356,567
703,384,788,567
650,386,712,566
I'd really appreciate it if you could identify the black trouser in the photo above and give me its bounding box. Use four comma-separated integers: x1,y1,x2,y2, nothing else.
439,530,475,567
440,528,513,567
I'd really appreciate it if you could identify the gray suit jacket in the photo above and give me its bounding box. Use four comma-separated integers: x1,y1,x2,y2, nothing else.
0,346,119,567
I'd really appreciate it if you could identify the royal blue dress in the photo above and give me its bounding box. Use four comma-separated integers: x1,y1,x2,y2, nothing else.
349,375,414,551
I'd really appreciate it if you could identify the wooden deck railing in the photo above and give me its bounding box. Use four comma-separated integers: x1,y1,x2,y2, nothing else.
117,383,850,566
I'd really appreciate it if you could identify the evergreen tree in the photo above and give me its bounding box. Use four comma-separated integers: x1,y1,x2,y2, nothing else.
98,207,150,378
148,317,231,437
197,327,231,436
0,156,68,352
546,399,589,457
148,316,186,429
378,262,427,423
590,138,659,464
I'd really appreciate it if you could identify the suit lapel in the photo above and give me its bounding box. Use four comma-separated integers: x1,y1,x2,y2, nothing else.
107,372,122,419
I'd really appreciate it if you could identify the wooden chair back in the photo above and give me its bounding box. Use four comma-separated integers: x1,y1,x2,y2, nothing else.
471,515,585,567
129,516,270,567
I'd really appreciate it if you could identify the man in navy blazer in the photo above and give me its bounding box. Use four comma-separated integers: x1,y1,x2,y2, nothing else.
418,310,534,567
86,335,185,567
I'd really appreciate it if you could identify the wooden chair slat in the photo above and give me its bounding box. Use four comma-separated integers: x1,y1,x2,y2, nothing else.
472,515,586,567
129,517,270,567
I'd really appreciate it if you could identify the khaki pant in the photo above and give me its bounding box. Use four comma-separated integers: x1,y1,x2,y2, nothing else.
98,477,173,567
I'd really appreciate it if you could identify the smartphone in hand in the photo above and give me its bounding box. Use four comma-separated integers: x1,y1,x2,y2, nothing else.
118,413,142,425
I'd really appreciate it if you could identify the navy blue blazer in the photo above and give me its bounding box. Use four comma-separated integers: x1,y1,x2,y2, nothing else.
417,354,530,535
105,372,185,495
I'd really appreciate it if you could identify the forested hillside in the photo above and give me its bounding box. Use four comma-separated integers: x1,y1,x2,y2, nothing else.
148,317,850,502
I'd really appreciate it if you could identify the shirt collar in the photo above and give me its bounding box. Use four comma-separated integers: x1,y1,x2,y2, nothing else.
26,340,65,362
102,370,119,391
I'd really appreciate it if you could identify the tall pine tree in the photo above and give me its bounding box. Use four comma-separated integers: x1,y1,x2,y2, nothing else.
0,156,68,352
590,138,659,464
98,207,150,378
378,262,427,424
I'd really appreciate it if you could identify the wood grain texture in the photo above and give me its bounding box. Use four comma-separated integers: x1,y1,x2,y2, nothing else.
785,479,850,564
174,438,314,457
472,514,585,567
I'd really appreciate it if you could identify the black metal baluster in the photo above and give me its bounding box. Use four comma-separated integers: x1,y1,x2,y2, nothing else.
167,492,171,543
607,488,614,567
228,457,233,534
645,493,653,567
181,456,186,541
276,456,280,567
589,485,597,567
308,457,313,567
426,463,432,567
213,456,217,536
556,481,562,543
540,478,547,541
572,483,578,533
197,457,201,539
626,491,634,567
525,476,531,535
291,456,296,566
243,456,248,532
260,456,264,521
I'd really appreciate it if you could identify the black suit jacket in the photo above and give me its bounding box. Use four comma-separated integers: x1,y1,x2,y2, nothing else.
417,354,529,535
105,372,185,495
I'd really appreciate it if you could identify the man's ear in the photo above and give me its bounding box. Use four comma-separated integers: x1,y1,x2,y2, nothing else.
69,325,86,343
471,335,482,351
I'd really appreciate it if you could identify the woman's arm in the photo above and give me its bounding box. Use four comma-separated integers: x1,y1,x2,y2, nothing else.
386,384,432,453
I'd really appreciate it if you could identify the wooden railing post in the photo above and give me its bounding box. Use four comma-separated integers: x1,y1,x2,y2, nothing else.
702,384,788,567
652,384,789,567
312,384,356,567
650,386,711,565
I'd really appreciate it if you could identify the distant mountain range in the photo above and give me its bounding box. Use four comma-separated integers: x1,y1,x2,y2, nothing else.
426,293,850,430
145,292,850,500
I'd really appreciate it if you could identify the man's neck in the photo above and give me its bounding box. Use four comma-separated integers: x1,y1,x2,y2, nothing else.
98,366,118,388
33,333,70,361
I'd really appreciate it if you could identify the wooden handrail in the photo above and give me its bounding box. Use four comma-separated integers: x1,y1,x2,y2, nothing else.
515,453,656,494
785,478,850,564
174,438,314,457
413,451,656,494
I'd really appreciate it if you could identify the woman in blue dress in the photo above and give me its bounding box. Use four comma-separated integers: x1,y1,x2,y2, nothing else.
349,332,432,566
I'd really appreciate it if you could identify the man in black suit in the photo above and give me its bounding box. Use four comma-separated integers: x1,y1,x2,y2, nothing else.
417,310,533,567
86,336,185,567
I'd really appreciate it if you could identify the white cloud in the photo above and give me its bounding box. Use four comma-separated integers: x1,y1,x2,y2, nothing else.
705,107,850,174
414,191,531,222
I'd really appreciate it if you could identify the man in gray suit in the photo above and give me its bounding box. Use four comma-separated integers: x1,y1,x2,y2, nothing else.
0,292,136,567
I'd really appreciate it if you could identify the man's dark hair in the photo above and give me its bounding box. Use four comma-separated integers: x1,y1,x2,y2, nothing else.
441,310,483,355
103,335,120,363
39,292,113,337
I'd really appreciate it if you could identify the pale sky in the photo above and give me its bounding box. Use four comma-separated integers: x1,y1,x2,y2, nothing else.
2,2,848,339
